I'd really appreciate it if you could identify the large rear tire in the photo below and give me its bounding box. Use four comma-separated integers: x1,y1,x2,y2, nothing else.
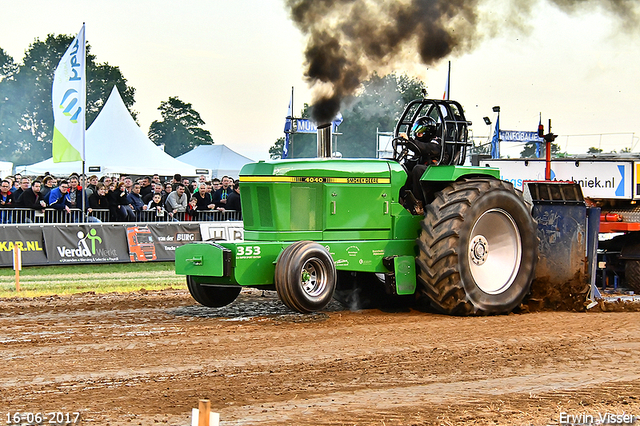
275,241,336,313
416,177,538,315
187,276,242,307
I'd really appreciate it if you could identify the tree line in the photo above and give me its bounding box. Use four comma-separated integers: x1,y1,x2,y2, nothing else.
0,34,212,166
6,33,582,166
270,73,428,159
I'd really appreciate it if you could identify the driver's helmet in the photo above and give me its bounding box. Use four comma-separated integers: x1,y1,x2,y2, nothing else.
411,116,437,142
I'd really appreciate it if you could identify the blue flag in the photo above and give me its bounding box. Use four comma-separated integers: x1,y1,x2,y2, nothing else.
333,112,343,127
282,93,292,159
490,115,500,159
536,114,542,158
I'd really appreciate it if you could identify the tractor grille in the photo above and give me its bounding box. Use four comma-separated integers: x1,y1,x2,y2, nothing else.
257,186,273,228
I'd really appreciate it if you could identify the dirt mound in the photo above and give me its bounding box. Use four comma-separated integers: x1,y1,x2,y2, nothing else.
522,271,591,312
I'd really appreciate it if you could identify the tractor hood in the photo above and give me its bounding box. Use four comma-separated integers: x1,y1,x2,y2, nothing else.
238,158,409,241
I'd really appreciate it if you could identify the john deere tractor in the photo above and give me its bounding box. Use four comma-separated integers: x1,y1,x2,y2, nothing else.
175,99,540,315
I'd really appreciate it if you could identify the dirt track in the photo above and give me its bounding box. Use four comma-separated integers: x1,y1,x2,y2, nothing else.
1,289,639,426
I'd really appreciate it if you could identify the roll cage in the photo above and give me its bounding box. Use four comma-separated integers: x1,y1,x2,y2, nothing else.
394,99,472,166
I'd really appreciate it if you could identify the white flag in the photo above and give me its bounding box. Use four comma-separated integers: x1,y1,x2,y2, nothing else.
52,24,86,162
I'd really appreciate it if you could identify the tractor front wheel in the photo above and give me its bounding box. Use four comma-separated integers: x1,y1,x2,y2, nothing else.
187,276,242,308
416,177,538,315
275,241,336,313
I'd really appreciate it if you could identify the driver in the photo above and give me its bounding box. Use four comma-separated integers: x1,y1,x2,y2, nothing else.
410,116,441,165
400,116,441,214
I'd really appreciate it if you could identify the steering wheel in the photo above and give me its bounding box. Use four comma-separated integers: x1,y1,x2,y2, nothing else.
392,136,421,164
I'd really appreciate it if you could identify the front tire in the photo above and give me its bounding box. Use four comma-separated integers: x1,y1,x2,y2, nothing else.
416,177,538,315
275,241,336,313
187,276,241,307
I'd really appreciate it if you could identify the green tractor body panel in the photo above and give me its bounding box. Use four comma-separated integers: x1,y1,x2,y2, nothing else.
421,165,499,182
240,158,413,241
392,255,417,295
176,158,497,295
175,238,421,288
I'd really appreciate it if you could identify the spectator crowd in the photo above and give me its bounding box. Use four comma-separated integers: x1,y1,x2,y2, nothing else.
0,172,242,223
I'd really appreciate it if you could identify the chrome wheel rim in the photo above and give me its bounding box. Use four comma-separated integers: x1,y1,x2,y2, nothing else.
468,208,522,294
300,257,328,297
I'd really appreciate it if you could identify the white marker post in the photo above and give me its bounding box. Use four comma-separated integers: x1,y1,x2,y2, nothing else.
191,399,219,426
13,245,21,292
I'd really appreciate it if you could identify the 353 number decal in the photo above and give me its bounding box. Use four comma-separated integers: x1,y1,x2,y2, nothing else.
237,246,261,256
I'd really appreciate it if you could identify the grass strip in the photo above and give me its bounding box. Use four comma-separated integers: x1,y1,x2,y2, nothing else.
0,262,186,298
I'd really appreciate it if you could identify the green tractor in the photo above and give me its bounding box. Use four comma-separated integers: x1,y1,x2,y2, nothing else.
176,99,539,315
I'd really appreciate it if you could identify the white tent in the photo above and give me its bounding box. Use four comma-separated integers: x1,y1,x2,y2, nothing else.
0,161,13,179
177,144,253,179
16,87,208,177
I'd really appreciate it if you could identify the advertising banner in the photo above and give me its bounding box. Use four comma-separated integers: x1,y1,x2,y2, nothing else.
129,223,202,262
199,222,244,242
42,224,129,264
52,24,86,163
499,130,543,143
480,159,632,199
0,222,239,267
0,226,48,267
293,117,343,134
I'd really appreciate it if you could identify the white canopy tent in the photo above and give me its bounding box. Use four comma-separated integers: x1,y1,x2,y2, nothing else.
177,144,253,179
0,161,13,179
17,86,208,178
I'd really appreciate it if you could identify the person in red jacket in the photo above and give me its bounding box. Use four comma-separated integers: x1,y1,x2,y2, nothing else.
0,179,16,223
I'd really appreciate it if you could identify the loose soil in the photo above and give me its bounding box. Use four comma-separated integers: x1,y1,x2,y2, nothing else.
1,289,639,425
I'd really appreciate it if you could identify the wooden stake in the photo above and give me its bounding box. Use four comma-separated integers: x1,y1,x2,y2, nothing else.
13,245,21,292
198,399,210,426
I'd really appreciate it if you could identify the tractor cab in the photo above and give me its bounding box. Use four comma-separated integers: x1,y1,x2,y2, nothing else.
393,99,472,167
391,99,474,213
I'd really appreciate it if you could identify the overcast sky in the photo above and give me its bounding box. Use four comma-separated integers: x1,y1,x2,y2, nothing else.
1,0,639,161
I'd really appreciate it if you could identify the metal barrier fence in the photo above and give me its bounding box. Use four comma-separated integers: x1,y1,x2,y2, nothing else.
0,208,241,224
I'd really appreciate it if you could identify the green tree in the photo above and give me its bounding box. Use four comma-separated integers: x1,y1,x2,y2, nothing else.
269,73,426,158
0,35,135,165
520,142,539,158
148,96,213,157
520,141,561,158
270,137,285,159
337,73,425,158
470,139,491,156
0,48,20,163
587,147,603,154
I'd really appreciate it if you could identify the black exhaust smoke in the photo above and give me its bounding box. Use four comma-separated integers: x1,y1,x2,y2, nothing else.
286,0,639,125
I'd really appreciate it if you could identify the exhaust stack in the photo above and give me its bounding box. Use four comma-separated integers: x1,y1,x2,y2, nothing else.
317,123,332,158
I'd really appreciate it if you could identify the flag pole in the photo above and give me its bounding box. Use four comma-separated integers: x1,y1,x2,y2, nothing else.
446,61,451,100
82,23,87,222
290,86,294,158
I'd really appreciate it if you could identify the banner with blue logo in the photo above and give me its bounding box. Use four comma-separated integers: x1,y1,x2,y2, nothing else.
52,24,86,163
43,224,129,264
293,114,343,134
499,130,544,143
